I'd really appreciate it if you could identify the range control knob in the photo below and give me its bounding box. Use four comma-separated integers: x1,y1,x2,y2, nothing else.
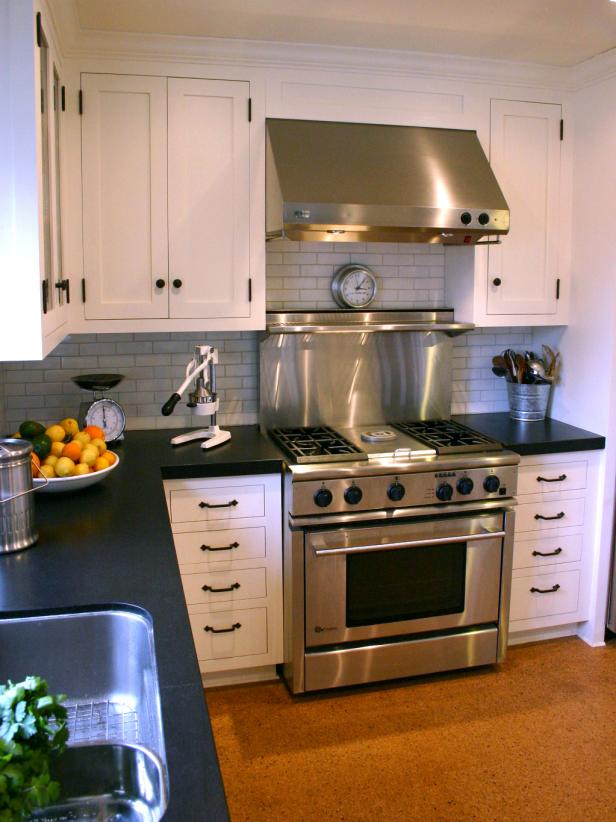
484,475,501,493
387,481,405,502
478,212,490,225
344,485,363,505
314,487,333,508
457,477,474,495
436,482,453,502
460,211,472,225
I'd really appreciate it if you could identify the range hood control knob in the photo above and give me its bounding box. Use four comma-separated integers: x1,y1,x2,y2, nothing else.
387,481,405,502
484,475,501,493
478,213,490,225
436,483,453,502
457,477,474,495
344,485,363,505
460,211,472,225
314,487,333,508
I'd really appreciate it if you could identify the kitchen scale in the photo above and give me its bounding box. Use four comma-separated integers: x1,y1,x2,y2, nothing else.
72,374,126,442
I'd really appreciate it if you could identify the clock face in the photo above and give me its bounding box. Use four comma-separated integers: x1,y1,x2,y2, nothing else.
331,264,378,309
85,398,126,442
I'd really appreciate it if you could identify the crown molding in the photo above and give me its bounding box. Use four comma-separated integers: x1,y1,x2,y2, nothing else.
572,47,616,90
49,3,575,92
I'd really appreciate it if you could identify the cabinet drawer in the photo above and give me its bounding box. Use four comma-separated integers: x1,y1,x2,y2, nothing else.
189,607,267,660
181,567,266,605
513,533,583,570
518,461,587,496
169,484,265,523
516,498,585,533
510,570,580,621
174,526,266,566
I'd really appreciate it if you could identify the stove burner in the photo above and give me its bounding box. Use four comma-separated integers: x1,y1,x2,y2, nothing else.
270,426,366,464
360,428,398,443
390,420,503,455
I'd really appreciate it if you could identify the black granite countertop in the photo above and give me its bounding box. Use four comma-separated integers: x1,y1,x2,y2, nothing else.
453,413,606,456
0,426,285,822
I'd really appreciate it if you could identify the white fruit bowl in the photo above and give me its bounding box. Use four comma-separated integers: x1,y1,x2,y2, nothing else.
33,453,120,494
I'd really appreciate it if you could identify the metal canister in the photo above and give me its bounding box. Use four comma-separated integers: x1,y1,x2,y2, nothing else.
0,439,38,553
507,382,551,422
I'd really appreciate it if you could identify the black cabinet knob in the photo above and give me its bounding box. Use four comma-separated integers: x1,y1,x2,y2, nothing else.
492,278,502,287
155,279,166,289
436,483,453,502
314,487,333,508
484,475,501,493
387,481,405,502
172,279,183,288
460,211,472,225
344,485,363,505
457,477,474,495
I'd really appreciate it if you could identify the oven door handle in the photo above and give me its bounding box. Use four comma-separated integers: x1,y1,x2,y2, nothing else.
312,529,507,556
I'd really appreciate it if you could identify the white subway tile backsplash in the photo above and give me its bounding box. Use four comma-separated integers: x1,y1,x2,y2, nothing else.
0,242,529,432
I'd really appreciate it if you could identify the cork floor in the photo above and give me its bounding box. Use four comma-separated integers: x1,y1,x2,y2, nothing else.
206,637,616,822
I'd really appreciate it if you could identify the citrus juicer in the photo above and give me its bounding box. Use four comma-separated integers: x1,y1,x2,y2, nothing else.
160,345,231,450
72,374,126,442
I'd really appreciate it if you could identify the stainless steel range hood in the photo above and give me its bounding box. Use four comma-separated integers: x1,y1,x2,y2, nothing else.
266,119,509,245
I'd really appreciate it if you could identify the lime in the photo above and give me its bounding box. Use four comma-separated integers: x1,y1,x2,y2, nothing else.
31,433,52,460
19,420,45,440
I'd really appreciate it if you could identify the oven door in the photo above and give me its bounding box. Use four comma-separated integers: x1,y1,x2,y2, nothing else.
304,512,505,648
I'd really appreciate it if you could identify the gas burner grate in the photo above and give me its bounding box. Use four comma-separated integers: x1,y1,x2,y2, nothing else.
390,420,503,455
270,426,366,464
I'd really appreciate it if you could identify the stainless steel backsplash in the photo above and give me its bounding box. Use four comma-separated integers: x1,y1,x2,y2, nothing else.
259,328,452,430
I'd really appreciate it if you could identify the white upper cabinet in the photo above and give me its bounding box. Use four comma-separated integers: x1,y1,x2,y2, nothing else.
167,78,251,320
445,98,568,327
79,73,255,329
487,100,562,317
0,0,69,361
81,74,168,320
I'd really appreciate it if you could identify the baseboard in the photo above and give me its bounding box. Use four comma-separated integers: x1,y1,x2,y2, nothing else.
508,625,579,645
202,665,280,689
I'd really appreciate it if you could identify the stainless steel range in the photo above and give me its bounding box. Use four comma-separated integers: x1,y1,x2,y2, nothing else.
260,311,519,694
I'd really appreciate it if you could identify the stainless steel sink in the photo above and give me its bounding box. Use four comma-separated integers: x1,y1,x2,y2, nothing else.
0,607,168,820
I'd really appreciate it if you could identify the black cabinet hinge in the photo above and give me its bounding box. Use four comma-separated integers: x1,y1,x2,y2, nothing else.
560,119,564,141
556,278,561,300
81,278,86,303
248,278,252,302
248,97,252,122
61,85,66,112
42,280,48,314
78,89,83,115
36,12,42,47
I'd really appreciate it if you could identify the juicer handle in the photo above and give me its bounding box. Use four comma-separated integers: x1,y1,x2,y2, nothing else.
161,393,181,416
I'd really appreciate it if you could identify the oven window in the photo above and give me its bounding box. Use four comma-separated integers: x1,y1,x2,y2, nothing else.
346,542,466,627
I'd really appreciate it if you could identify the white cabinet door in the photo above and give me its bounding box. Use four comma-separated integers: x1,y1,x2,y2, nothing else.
168,78,251,320
81,74,169,320
487,100,561,316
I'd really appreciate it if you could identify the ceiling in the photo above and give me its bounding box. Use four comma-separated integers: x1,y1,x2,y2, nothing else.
72,0,616,67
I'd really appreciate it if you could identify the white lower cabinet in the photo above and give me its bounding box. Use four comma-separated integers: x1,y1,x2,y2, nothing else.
164,473,283,685
508,450,601,641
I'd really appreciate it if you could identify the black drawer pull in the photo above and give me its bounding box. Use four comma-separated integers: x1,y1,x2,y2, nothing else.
202,582,240,593
530,584,561,594
199,499,238,509
532,547,563,557
537,474,567,483
534,512,565,521
200,541,239,552
204,622,241,634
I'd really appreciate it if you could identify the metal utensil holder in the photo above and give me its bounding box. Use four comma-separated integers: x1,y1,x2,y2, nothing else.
507,383,551,421
0,440,47,553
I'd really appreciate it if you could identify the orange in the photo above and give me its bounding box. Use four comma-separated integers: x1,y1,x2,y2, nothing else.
93,457,109,472
101,450,117,465
83,425,104,441
62,441,82,462
31,453,41,478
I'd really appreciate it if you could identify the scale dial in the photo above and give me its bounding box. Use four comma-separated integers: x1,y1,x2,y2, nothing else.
84,398,126,443
331,264,378,309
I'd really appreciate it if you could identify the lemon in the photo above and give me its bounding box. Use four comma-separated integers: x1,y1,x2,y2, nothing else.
90,438,107,455
45,424,66,443
74,463,90,476
60,418,79,437
43,455,58,467
39,464,56,479
55,456,76,478
50,441,65,457
73,431,91,447
79,446,98,467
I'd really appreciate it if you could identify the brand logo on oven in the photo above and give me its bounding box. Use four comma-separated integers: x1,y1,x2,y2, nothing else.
435,471,457,478
314,626,338,633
